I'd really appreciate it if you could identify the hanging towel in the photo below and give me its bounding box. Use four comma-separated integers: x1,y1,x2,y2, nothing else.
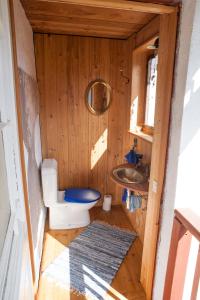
122,189,127,203
125,150,143,164
129,194,142,212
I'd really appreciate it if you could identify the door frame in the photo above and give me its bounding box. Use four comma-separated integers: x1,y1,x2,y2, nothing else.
140,11,178,299
7,0,178,298
8,0,36,285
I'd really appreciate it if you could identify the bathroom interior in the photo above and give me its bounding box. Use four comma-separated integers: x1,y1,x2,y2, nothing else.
10,0,178,299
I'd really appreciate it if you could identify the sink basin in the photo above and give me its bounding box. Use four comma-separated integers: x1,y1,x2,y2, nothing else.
112,164,146,184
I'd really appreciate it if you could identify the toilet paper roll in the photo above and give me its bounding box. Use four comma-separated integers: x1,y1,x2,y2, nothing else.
103,195,112,211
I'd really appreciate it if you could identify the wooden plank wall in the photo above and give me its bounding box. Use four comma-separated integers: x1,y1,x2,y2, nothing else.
122,17,159,243
34,34,132,205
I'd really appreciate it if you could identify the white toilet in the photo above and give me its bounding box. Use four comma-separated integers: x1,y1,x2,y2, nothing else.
41,159,101,229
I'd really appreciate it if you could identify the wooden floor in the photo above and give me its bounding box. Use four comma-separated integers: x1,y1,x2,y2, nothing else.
37,206,146,300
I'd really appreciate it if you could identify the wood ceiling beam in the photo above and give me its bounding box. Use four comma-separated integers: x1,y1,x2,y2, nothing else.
36,0,178,14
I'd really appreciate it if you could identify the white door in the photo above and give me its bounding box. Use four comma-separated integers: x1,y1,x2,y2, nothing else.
0,0,34,299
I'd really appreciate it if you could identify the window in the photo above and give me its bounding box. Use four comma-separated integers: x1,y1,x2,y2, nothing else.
144,55,158,129
129,36,158,140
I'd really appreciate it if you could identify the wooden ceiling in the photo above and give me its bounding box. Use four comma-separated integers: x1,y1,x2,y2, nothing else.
21,0,178,39
134,0,180,3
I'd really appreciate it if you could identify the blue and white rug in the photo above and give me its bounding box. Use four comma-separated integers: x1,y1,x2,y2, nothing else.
43,221,137,299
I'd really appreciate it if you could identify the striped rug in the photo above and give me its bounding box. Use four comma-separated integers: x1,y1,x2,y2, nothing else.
43,221,137,299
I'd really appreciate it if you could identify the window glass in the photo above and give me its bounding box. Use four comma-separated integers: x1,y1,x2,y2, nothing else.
145,55,158,127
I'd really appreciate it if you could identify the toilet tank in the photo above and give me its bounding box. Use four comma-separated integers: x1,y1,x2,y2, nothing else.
41,159,58,207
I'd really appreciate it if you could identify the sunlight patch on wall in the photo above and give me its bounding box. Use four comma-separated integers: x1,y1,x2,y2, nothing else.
91,128,108,170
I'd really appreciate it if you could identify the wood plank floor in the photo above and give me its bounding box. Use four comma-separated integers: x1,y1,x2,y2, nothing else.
36,206,146,300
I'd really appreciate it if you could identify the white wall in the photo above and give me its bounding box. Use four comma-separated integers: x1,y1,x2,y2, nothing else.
13,0,46,286
153,0,200,298
0,0,34,298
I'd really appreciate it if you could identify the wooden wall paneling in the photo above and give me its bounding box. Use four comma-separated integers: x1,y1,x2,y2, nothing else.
75,36,90,188
106,40,116,201
78,36,90,188
86,37,128,204
137,138,152,164
107,40,124,204
122,38,133,158
55,35,69,189
97,39,110,200
88,37,115,204
35,34,131,204
44,35,58,166
67,36,81,187
34,34,47,159
88,38,101,195
113,40,124,204
125,205,147,243
116,39,133,203
141,11,178,299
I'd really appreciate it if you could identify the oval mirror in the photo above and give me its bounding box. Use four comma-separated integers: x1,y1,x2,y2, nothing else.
85,80,111,115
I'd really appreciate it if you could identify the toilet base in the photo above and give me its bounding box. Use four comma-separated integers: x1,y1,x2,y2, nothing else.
49,206,90,229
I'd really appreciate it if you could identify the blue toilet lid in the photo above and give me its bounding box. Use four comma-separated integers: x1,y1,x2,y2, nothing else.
64,188,101,203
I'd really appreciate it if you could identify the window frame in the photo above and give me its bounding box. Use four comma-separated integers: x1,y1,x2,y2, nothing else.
142,53,158,135
130,36,159,139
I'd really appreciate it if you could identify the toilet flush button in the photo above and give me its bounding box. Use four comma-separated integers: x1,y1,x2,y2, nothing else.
152,180,158,193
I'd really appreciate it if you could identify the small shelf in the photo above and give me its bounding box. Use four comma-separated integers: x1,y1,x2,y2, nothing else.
128,130,153,143
111,178,149,195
